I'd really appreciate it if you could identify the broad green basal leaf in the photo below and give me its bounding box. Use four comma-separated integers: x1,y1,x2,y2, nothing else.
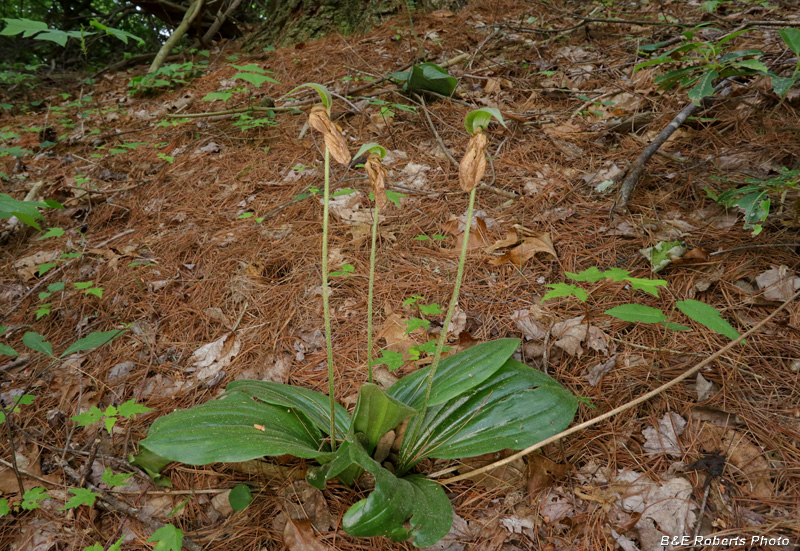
396,359,577,472
387,338,519,409
403,63,457,96
140,391,326,464
226,380,350,436
464,107,506,135
340,439,452,547
285,83,332,111
350,384,416,453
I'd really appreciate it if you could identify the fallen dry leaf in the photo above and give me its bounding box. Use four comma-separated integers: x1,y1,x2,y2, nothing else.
511,308,549,341
210,489,234,517
755,265,800,302
486,230,520,253
489,232,556,267
585,355,617,386
550,316,608,356
689,423,774,499
283,518,332,551
613,470,696,551
377,311,422,353
324,190,361,221
527,454,571,495
13,250,59,281
190,332,241,383
695,373,716,401
457,451,526,490
642,412,686,457
236,353,292,383
274,480,334,533
204,307,233,329
430,8,453,17
442,214,490,249
673,246,711,264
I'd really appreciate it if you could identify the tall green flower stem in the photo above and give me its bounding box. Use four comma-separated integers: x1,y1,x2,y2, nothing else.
420,187,477,414
320,147,337,451
366,204,380,385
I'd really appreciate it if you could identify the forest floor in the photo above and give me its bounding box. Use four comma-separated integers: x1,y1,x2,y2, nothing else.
1,0,800,550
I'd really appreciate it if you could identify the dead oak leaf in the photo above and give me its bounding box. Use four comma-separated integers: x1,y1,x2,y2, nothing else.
488,231,556,267
377,312,422,353
283,518,332,551
550,316,608,356
13,250,59,281
486,230,519,253
442,214,490,249
755,265,800,302
191,332,241,383
527,454,571,495
457,451,526,490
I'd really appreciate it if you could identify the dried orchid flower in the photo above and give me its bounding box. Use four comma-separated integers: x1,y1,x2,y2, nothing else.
365,153,389,209
308,105,351,166
458,126,488,193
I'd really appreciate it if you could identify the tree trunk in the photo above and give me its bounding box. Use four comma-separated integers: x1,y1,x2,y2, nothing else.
243,0,457,50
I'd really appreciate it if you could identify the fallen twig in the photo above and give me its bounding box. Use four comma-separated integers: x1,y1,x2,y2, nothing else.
1,228,136,323
613,79,732,214
59,459,203,551
709,243,800,255
439,288,800,484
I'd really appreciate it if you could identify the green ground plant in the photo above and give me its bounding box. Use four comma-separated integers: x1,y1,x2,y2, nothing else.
636,26,768,104
128,61,205,95
706,166,800,235
544,267,742,341
137,93,578,546
0,326,128,523
638,26,800,104
0,193,63,230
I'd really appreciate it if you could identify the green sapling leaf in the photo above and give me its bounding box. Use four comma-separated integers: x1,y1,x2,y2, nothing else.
676,300,742,341
464,107,507,135
117,399,153,418
688,69,718,105
354,142,387,160
61,329,124,357
147,524,183,551
23,332,54,357
72,406,104,427
21,487,49,510
605,304,666,324
541,283,589,302
285,83,332,111
374,350,405,371
418,303,444,315
404,318,430,334
61,488,100,510
101,467,133,487
229,484,252,511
